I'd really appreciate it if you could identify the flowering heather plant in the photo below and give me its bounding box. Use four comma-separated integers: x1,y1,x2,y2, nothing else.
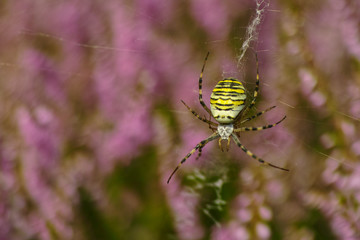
0,0,360,239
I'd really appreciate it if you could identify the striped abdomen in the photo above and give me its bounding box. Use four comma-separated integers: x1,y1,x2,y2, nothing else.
210,78,246,123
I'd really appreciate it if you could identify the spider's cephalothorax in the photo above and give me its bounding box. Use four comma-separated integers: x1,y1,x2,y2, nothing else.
167,52,289,184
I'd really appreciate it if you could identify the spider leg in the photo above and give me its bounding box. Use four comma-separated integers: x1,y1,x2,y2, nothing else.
240,106,276,124
217,138,231,152
196,124,218,159
195,146,203,160
181,100,217,126
234,116,286,132
167,133,220,184
218,138,223,152
231,133,289,171
196,122,217,160
208,111,215,130
236,52,260,121
195,137,214,161
199,52,212,115
209,126,217,132
195,126,219,159
226,138,230,151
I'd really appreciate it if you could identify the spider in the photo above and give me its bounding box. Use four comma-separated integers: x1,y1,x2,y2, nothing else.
167,52,289,184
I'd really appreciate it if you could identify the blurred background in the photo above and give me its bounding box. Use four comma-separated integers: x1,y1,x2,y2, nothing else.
0,0,359,239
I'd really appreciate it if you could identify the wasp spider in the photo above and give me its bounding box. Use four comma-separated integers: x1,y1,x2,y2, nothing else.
167,52,289,184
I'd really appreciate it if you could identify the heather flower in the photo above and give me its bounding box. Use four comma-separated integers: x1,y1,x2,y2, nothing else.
165,179,204,240
0,0,360,239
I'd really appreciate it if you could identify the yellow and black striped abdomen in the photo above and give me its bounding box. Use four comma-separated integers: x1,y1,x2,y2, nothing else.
210,78,246,123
